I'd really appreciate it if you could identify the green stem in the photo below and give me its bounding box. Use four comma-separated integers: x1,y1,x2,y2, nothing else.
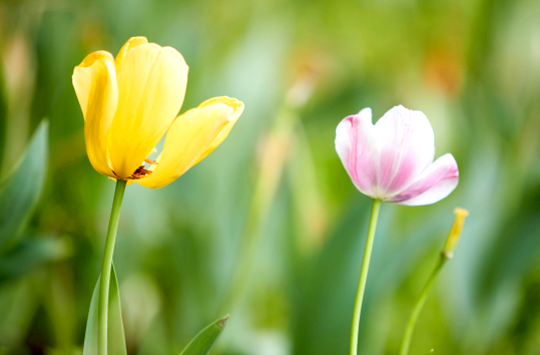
349,198,381,355
219,207,262,314
218,175,270,314
399,254,448,355
98,179,127,355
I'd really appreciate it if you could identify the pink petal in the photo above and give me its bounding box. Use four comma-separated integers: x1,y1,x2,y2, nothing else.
373,105,435,197
390,153,459,206
335,108,379,198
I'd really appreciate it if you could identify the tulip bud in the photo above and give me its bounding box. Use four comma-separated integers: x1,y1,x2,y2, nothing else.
442,208,469,258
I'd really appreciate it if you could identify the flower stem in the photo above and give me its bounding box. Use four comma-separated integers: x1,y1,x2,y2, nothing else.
218,107,294,315
98,179,127,355
399,254,448,355
349,198,381,355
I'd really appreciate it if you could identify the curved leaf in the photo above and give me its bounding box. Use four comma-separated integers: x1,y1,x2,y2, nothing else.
83,265,127,355
179,316,229,355
0,236,71,282
0,120,48,252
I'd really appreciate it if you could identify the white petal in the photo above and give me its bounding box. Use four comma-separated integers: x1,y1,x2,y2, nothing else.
373,105,435,197
391,153,459,206
335,108,380,198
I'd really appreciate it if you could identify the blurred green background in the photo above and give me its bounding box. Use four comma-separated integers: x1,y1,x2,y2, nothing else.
1,0,540,354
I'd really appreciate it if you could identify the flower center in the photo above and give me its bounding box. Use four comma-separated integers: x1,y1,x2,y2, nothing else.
128,158,158,180
128,165,152,180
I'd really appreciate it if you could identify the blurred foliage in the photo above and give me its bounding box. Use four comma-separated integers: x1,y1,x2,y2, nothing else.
0,121,47,251
0,0,539,354
179,316,229,355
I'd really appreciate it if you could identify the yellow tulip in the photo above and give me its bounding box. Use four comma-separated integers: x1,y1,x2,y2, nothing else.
72,37,244,188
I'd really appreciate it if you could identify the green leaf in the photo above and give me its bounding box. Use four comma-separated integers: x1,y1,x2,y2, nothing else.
0,64,7,173
0,236,71,282
83,265,127,355
0,120,48,252
179,316,229,355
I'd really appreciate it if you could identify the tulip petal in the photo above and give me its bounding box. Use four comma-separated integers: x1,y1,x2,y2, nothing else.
374,105,435,197
390,153,459,206
137,99,240,188
108,42,189,178
335,108,380,198
194,97,244,164
72,50,118,176
114,36,148,71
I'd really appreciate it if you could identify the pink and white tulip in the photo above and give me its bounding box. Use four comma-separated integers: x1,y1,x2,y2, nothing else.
335,105,458,205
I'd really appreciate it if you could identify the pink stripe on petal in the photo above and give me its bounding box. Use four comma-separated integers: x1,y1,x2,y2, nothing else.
374,105,435,197
390,153,459,206
335,108,379,198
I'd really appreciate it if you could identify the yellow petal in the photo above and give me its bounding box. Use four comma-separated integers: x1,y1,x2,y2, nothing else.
114,36,148,72
107,42,189,178
195,96,244,164
137,99,242,188
72,50,118,177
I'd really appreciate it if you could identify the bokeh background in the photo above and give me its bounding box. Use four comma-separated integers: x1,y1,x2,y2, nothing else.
1,0,540,354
